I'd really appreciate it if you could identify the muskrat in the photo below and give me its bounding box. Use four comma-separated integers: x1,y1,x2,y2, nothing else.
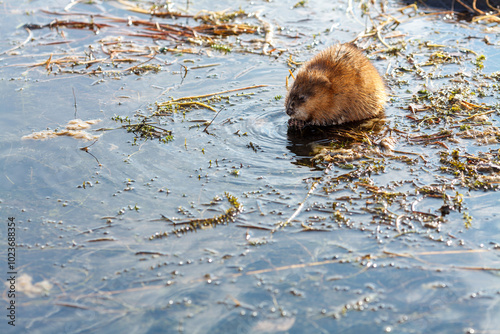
285,43,387,128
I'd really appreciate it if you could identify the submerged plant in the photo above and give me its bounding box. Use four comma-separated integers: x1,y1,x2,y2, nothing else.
149,193,243,239
111,115,173,144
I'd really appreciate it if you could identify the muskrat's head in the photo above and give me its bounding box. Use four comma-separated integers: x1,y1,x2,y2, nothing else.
285,70,333,125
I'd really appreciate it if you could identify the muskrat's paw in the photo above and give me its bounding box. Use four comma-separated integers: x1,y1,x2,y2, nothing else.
288,118,309,129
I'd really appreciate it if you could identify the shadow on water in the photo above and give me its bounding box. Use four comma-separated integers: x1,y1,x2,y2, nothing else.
286,117,387,167
403,0,500,11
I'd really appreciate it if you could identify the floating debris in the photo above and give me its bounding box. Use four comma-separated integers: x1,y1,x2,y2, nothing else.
8,274,53,298
22,119,102,141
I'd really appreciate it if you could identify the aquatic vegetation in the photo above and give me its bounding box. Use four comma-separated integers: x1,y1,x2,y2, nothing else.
273,0,500,235
7,1,500,333
210,43,232,53
5,4,272,75
12,0,498,237
293,1,308,8
111,115,173,144
149,193,243,239
194,9,248,24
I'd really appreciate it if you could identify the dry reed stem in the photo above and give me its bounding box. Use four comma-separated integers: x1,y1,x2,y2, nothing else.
455,110,496,123
472,13,500,23
168,84,269,102
116,0,193,18
0,28,33,55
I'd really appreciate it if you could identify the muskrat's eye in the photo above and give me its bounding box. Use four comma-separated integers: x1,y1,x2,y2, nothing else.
297,95,306,102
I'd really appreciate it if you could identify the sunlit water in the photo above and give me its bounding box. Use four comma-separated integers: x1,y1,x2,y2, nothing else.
1,0,499,333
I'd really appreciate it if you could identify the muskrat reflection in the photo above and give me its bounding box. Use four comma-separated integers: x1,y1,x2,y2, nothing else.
286,117,387,167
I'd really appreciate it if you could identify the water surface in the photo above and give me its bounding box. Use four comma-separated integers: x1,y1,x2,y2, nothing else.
1,0,499,333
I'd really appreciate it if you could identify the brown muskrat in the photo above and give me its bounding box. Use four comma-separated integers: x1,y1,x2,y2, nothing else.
285,43,387,128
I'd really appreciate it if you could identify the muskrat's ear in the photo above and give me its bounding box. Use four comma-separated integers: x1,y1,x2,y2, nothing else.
315,74,331,87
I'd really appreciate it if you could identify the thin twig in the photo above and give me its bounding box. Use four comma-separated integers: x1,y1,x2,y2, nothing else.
0,28,33,55
455,109,495,123
72,87,78,119
273,164,332,233
170,84,268,102
255,10,274,54
80,140,101,166
203,106,225,134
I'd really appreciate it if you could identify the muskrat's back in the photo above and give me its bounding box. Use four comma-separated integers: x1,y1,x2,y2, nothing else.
285,44,387,127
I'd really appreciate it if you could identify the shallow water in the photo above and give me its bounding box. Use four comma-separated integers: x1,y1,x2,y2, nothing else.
1,0,500,333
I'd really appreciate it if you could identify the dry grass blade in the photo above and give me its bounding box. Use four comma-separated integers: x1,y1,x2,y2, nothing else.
116,0,193,18
0,28,33,55
169,85,269,102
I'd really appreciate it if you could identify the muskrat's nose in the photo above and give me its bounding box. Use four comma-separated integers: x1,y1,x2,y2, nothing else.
286,101,295,116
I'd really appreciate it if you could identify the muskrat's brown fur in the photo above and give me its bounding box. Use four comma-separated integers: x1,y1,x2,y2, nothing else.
285,43,387,128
